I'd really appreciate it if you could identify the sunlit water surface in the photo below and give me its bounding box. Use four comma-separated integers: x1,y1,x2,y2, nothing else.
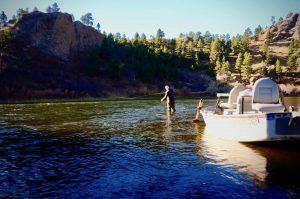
0,97,300,198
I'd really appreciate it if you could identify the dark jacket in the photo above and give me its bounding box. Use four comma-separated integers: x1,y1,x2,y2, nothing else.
161,89,175,102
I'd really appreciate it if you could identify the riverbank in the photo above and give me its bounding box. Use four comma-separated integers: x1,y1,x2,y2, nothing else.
0,96,208,104
1,93,299,104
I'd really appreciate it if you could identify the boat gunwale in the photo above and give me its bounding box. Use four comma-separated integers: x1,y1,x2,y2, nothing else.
200,106,292,119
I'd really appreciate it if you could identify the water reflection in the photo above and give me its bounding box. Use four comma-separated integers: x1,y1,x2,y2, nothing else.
248,142,300,188
199,127,267,183
195,123,300,192
165,111,173,134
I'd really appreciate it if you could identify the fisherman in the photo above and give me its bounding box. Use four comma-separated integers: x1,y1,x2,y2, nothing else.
161,85,176,112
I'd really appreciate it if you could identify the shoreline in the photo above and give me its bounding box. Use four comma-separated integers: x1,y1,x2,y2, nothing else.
0,94,299,105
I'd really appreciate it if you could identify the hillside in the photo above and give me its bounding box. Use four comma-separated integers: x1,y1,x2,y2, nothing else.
250,13,300,70
248,13,300,93
0,11,214,100
219,13,300,94
0,11,299,101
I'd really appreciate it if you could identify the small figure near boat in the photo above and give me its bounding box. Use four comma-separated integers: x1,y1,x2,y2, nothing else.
161,85,176,112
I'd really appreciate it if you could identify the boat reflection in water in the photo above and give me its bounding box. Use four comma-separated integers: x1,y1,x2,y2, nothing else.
195,123,300,188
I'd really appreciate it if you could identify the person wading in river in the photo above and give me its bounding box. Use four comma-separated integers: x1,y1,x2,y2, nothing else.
161,85,176,112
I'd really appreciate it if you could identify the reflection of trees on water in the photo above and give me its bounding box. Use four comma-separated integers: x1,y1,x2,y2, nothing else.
194,124,300,191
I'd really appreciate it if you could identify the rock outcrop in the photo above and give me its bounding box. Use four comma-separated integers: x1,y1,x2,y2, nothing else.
260,13,300,42
12,11,103,60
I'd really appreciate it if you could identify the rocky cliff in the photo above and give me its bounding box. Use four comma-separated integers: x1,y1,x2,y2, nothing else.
263,13,300,42
12,11,103,60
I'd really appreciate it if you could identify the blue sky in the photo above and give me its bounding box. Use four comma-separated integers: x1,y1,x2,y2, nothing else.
1,0,299,38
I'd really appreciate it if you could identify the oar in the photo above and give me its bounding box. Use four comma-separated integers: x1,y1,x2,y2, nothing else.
193,99,203,123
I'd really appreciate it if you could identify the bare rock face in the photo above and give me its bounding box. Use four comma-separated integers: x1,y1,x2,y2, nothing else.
269,13,299,42
12,11,103,60
292,14,300,40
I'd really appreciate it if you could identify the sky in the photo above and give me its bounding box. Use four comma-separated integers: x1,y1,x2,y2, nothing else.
1,0,300,38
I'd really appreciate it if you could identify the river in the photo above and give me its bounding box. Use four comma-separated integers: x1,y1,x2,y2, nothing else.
0,97,299,198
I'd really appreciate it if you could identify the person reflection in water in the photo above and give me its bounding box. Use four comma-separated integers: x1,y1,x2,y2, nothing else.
161,85,176,113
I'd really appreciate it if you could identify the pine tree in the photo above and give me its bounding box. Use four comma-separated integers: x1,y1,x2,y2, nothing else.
254,25,263,41
222,60,230,72
192,34,199,45
241,52,252,82
17,8,26,18
287,40,299,72
46,6,52,13
287,55,297,72
275,59,282,74
96,23,100,31
265,30,272,45
203,31,211,43
81,13,94,26
185,41,193,59
194,52,200,66
265,50,272,64
231,35,242,55
0,11,7,27
114,32,121,41
271,16,276,25
241,31,250,53
225,33,231,42
119,34,127,45
197,39,204,50
245,27,253,36
134,32,140,41
155,28,165,44
260,41,270,62
235,52,243,76
175,39,182,56
140,33,146,43
52,3,60,12
215,59,222,74
209,38,222,64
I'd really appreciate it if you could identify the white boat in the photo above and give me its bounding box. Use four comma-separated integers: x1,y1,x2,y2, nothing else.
200,78,300,142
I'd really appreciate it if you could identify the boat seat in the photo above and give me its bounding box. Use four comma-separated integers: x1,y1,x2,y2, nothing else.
236,89,253,114
252,103,285,113
252,78,285,113
219,85,245,109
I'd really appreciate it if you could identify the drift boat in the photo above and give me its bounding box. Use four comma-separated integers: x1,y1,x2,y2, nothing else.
200,78,300,142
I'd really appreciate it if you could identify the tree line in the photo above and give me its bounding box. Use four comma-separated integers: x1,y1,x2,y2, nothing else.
1,3,299,84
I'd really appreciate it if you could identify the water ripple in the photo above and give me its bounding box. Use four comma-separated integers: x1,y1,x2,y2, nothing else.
0,98,300,198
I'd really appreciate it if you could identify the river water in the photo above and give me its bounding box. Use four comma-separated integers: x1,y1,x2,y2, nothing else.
0,97,299,198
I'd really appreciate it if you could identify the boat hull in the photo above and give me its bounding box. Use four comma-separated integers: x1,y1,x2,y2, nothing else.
200,108,300,142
